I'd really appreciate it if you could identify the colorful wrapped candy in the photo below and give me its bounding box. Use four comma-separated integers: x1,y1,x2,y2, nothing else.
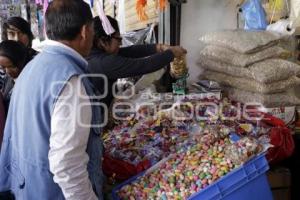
117,135,260,199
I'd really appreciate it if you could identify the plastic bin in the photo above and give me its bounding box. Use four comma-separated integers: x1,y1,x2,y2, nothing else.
112,154,273,200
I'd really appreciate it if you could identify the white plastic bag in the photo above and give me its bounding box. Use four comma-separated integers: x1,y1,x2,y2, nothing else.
267,19,296,36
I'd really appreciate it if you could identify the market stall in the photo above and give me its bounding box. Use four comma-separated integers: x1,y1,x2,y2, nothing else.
0,0,299,200
98,0,300,199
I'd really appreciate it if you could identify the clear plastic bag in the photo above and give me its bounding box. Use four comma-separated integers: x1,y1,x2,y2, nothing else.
121,24,157,47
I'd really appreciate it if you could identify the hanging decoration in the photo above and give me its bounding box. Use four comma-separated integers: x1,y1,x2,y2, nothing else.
157,0,167,11
95,0,115,35
43,0,49,15
35,0,42,4
90,0,94,7
136,0,148,21
34,0,49,15
108,0,118,5
117,0,126,34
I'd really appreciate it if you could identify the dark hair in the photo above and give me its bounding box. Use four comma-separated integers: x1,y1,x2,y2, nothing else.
2,17,34,47
93,16,120,47
0,40,27,70
45,0,93,41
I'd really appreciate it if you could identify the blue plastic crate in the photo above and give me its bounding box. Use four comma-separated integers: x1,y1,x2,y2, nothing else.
112,154,273,200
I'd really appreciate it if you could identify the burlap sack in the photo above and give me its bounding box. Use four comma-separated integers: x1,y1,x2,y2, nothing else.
201,70,300,94
223,87,300,107
199,30,281,53
199,45,290,67
198,58,300,84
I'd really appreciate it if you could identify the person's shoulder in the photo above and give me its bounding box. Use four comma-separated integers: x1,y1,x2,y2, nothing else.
86,48,105,59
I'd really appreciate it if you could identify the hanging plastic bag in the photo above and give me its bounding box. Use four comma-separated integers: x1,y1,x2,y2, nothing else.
242,0,268,30
263,0,289,23
267,19,295,36
117,0,126,34
122,24,157,47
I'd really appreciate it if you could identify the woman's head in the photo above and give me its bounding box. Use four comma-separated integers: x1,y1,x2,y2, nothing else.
0,40,27,79
93,16,122,54
2,17,34,48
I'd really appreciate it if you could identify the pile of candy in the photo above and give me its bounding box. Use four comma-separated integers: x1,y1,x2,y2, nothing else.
104,96,270,167
103,113,194,165
104,95,273,184
117,134,262,199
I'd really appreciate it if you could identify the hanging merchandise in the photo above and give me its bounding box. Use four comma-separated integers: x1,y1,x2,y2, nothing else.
168,0,187,5
122,23,157,47
95,0,115,35
117,0,125,34
109,0,118,5
0,4,21,21
290,0,300,29
35,0,49,14
267,19,295,36
20,4,28,21
34,0,50,39
157,0,167,11
241,0,268,30
43,0,49,15
136,0,148,21
35,0,42,4
30,4,39,39
36,7,45,40
263,0,289,23
0,3,21,38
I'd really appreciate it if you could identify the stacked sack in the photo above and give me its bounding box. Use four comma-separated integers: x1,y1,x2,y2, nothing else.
198,29,300,107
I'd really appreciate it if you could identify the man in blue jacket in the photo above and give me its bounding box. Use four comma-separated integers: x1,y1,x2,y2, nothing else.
0,0,104,199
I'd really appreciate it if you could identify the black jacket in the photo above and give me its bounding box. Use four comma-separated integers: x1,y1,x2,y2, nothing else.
86,44,174,107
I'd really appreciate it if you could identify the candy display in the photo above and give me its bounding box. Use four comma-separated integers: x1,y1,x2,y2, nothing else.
103,113,194,166
117,134,263,199
201,70,300,94
104,96,271,171
225,137,262,165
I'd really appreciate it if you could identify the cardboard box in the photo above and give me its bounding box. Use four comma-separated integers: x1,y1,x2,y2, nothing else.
267,167,291,200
